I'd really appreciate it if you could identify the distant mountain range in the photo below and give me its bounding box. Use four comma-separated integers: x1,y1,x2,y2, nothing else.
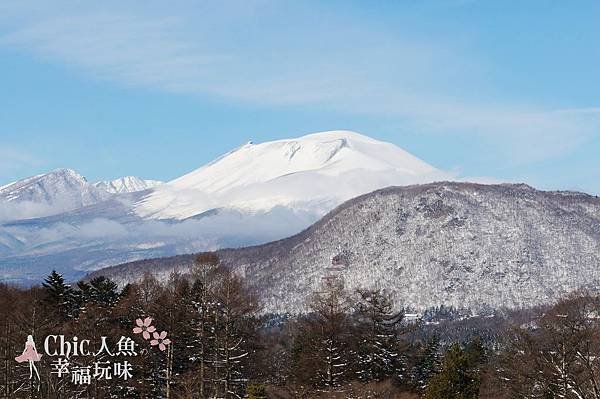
0,168,162,220
0,168,111,220
0,131,450,284
90,182,600,314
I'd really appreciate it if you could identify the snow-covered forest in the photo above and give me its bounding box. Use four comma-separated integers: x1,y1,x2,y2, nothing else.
93,182,600,315
2,254,599,398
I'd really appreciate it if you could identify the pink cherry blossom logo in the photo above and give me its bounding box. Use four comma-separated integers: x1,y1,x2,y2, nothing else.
133,317,156,340
150,331,171,352
133,317,172,353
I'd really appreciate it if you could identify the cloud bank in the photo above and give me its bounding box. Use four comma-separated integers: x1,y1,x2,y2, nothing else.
0,0,599,169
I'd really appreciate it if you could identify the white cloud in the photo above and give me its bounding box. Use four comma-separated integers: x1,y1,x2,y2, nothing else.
0,1,599,166
0,200,55,221
0,208,318,260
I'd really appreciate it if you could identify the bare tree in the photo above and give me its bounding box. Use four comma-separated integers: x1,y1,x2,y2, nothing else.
501,293,600,399
354,288,405,382
212,268,259,398
292,278,353,391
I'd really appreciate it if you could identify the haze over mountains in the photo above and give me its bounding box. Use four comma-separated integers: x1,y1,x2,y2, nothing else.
0,131,450,284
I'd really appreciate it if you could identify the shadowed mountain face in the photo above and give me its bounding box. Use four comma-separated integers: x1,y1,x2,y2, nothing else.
90,182,600,314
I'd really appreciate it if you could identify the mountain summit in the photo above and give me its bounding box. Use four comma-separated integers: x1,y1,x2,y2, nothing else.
135,130,449,220
0,168,110,220
0,131,453,283
0,169,163,221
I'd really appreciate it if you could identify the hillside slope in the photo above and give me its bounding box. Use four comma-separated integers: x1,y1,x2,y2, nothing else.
91,182,600,313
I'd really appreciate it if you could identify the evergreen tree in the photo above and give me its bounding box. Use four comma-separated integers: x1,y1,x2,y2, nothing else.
77,276,122,307
211,269,259,398
42,270,78,319
422,339,486,399
153,272,195,399
188,253,224,398
412,335,442,391
178,253,259,398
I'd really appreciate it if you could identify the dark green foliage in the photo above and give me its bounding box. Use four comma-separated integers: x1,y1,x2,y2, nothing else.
77,276,122,307
422,339,486,399
42,270,78,319
247,382,268,398
412,335,441,391
9,270,600,398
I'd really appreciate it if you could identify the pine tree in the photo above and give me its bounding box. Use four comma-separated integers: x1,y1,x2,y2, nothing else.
188,253,223,398
77,276,122,308
422,339,486,399
180,254,259,398
412,335,442,391
153,272,195,399
42,270,78,320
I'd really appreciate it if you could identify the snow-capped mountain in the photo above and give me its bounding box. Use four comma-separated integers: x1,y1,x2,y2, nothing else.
135,131,450,219
0,168,110,220
93,176,163,194
1,131,452,284
92,182,600,314
0,169,163,222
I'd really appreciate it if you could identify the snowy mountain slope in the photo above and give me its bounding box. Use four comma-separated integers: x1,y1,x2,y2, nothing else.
135,130,450,220
0,168,111,221
93,176,163,194
92,182,600,314
0,168,163,222
0,131,452,284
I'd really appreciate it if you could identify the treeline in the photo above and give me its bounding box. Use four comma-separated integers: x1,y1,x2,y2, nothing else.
0,253,598,398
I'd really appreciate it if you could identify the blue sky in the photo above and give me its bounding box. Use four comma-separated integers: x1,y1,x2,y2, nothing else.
1,0,599,193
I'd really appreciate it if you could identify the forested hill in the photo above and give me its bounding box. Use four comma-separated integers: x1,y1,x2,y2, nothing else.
88,182,600,314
